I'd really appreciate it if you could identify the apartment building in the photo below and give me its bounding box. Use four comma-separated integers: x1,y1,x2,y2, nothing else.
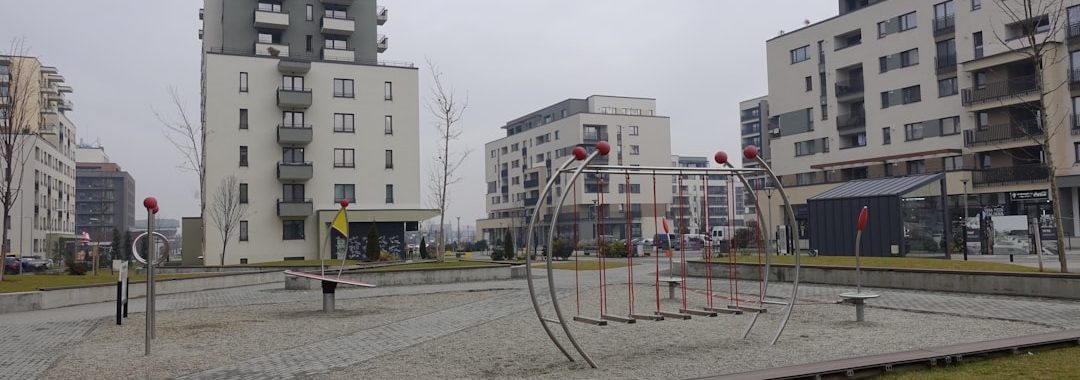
0,56,78,257
198,0,431,265
739,96,773,190
75,145,136,246
477,96,673,247
757,0,1080,250
667,155,752,235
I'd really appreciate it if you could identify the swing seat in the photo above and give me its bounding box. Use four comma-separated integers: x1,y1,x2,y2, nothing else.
573,315,608,326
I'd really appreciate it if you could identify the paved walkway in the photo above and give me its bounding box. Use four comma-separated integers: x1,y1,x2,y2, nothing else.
4,261,1080,379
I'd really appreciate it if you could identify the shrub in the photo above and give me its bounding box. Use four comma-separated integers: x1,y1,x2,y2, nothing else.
604,241,628,257
66,261,88,276
499,231,514,261
365,225,381,262
419,237,428,259
378,251,396,262
734,228,755,249
551,237,574,260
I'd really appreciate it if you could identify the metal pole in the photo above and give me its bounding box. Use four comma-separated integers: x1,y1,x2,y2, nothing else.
962,180,969,261
144,206,153,356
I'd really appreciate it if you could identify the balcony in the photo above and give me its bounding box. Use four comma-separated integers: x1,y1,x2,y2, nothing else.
46,74,64,83
277,199,314,217
377,7,388,25
256,42,290,57
933,15,955,36
58,100,73,112
320,0,353,5
321,16,355,34
961,75,1039,106
277,59,310,74
972,164,1049,187
322,48,355,62
935,54,956,75
835,80,864,99
1071,68,1080,91
277,88,312,109
963,120,1042,147
741,124,761,135
57,85,72,93
254,9,290,29
583,132,609,143
277,124,313,145
523,178,540,189
835,112,866,130
277,162,313,181
741,110,761,121
1070,22,1080,40
377,35,388,53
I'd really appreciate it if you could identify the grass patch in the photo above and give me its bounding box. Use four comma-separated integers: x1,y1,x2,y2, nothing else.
0,272,216,293
538,260,632,271
365,261,496,272
879,346,1080,379
729,255,1041,273
238,259,361,267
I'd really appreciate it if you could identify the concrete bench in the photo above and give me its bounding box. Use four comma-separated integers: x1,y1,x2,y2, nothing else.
657,277,683,299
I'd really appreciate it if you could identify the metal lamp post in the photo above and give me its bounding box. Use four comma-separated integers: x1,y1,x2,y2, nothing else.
764,187,775,256
961,179,969,261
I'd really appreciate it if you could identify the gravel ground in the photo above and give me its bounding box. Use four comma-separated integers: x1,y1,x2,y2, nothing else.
322,285,1056,380
43,289,509,380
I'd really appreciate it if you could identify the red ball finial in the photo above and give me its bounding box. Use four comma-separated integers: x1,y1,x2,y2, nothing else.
152,206,160,215
714,151,729,165
143,197,158,209
743,145,759,160
596,141,611,156
572,146,587,160
340,199,350,208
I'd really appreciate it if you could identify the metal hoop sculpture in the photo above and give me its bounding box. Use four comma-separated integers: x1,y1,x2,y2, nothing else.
523,144,802,369
132,232,171,266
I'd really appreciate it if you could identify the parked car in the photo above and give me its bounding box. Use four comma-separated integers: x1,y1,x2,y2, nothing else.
20,255,50,271
3,257,19,274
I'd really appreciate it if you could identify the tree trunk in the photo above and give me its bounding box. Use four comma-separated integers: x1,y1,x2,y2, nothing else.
221,239,227,267
0,211,7,282
1046,150,1069,272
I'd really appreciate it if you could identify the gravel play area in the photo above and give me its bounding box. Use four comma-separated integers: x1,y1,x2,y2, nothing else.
319,285,1057,380
42,289,510,380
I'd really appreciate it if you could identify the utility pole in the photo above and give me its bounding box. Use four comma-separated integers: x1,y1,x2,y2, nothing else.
456,216,461,250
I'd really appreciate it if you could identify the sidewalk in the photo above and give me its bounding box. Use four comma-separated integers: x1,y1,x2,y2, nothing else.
949,252,1080,272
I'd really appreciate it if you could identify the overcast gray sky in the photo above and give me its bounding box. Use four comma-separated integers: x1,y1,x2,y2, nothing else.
0,0,835,229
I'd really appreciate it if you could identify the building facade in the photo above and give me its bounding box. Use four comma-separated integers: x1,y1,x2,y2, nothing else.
667,155,751,235
757,0,1080,250
75,145,136,246
477,96,673,247
0,56,78,257
199,0,432,265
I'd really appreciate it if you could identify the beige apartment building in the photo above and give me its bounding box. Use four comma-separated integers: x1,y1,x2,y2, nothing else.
751,0,1080,247
197,0,432,265
477,96,672,248
0,56,78,257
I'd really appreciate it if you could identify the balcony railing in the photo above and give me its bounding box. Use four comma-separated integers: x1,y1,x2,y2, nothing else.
963,120,1042,147
972,164,1049,187
277,124,313,145
277,162,314,181
523,197,539,207
277,199,314,217
377,6,388,25
1069,22,1080,40
961,75,1039,106
740,111,761,121
835,80,865,98
583,132,609,142
741,124,761,135
1071,68,1080,91
935,54,957,74
933,15,955,36
277,88,313,109
1072,113,1080,135
523,178,540,189
836,112,866,130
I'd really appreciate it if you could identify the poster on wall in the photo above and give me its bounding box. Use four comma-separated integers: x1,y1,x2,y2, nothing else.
964,217,981,256
330,222,406,260
989,215,1030,256
1038,214,1058,255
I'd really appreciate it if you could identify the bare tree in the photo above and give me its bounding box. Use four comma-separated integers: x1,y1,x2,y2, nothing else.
425,59,470,262
155,86,207,262
0,38,40,281
208,175,248,266
991,0,1069,272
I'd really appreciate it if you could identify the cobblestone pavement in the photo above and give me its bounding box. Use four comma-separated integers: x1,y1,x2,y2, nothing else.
4,261,1080,379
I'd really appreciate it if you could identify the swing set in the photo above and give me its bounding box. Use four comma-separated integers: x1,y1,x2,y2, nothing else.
523,142,801,368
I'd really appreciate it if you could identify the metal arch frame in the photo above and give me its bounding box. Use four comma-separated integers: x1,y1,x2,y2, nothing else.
131,232,171,266
524,149,804,367
721,162,774,340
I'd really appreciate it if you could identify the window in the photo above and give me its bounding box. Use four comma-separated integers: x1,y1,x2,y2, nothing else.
907,160,926,174
883,85,922,108
938,77,958,97
257,2,282,12
257,33,277,44
334,184,356,203
879,12,917,38
239,221,249,241
333,78,354,98
306,4,313,20
385,184,394,203
283,184,305,201
384,81,393,100
796,172,816,185
977,111,990,130
239,183,249,204
980,153,992,168
879,48,919,73
385,150,394,168
899,12,917,31
239,109,248,129
795,140,817,156
282,75,304,91
940,116,960,135
283,147,305,163
618,184,642,194
334,148,355,168
790,46,810,63
972,0,981,10
944,156,963,171
628,126,639,136
905,122,925,140
239,146,248,167
333,113,354,133
883,127,892,144
554,130,560,140
282,111,304,127
973,32,984,58
239,72,248,92
805,76,813,91
384,115,393,134
1075,142,1080,163
306,35,312,52
629,145,640,155
324,38,347,49
283,220,305,240
324,7,348,19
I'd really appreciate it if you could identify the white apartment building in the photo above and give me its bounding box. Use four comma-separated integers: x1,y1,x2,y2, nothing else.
198,0,431,265
0,56,78,257
477,96,673,247
667,155,753,234
754,0,1080,246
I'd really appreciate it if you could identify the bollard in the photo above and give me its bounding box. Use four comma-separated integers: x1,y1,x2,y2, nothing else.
322,280,338,312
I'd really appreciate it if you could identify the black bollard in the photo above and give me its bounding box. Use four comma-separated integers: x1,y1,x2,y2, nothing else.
322,280,338,312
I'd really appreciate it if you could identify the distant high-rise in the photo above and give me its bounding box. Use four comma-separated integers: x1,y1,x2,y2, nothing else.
75,145,135,246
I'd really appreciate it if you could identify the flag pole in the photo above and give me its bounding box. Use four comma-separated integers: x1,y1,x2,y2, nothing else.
336,199,350,278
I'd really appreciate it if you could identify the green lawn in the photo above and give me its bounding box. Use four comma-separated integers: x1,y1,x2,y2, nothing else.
238,259,361,267
364,261,499,272
880,346,1080,379
0,272,215,293
728,255,1042,273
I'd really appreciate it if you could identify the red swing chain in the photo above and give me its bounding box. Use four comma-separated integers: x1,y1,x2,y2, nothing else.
596,174,607,316
572,178,580,315
702,172,714,309
651,172,661,312
624,173,634,315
